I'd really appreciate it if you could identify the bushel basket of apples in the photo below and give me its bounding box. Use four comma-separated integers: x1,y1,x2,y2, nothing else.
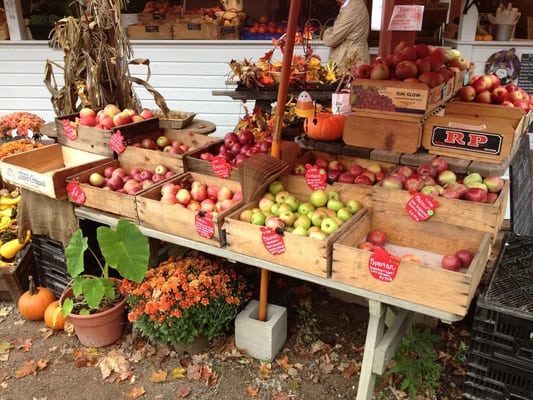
331,210,492,316
373,157,509,241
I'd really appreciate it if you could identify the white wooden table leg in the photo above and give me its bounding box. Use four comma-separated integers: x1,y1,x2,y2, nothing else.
356,299,386,400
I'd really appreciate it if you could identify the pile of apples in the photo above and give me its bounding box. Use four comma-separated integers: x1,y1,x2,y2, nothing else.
88,164,176,194
129,135,193,155
353,43,469,88
458,73,533,111
77,104,155,130
238,180,363,240
380,157,505,203
292,155,388,186
198,130,272,166
156,179,242,213
358,230,474,271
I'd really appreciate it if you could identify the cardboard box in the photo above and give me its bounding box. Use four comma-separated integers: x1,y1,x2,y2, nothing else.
0,244,35,302
224,175,367,277
173,19,218,40
343,111,424,154
55,114,160,157
422,102,531,163
0,144,110,200
372,173,510,243
350,77,453,116
126,23,173,40
136,172,243,247
331,210,492,316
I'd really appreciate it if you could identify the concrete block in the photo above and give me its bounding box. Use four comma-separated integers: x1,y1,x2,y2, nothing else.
235,300,287,361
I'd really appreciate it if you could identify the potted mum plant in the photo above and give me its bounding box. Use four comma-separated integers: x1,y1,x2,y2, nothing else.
60,219,150,347
120,253,251,349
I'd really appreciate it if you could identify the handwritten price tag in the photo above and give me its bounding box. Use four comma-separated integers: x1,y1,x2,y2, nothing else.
260,226,285,255
368,247,400,282
66,181,86,204
61,119,78,140
195,212,215,239
110,130,126,154
405,192,440,221
211,157,232,179
304,164,327,190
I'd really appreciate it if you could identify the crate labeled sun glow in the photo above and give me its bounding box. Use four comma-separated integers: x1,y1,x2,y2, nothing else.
331,210,491,316
136,172,243,247
224,174,367,277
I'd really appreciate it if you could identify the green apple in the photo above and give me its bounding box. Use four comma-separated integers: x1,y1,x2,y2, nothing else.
292,226,309,236
293,214,311,229
263,192,276,202
320,217,340,235
336,206,352,222
467,182,488,191
250,211,266,226
309,189,328,208
279,210,296,227
463,172,482,187
332,216,344,226
345,199,362,214
270,203,281,216
309,230,327,240
326,191,340,201
297,201,315,216
268,180,284,195
277,203,292,215
283,194,299,212
239,209,254,222
326,198,343,212
275,190,290,204
310,209,327,227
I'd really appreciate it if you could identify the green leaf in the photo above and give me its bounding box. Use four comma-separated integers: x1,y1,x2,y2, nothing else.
61,298,73,317
97,220,149,283
82,277,105,309
64,229,89,278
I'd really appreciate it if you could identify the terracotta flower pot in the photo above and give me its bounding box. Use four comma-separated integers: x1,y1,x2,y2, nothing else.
59,279,127,347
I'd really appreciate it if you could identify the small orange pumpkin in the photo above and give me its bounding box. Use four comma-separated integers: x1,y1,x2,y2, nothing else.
17,276,56,321
305,112,345,141
44,300,66,331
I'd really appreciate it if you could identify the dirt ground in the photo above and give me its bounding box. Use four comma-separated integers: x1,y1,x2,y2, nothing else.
0,267,476,400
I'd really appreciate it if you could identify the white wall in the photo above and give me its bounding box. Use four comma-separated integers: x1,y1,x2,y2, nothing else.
0,40,330,138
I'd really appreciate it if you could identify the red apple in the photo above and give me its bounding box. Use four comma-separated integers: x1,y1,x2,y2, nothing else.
370,63,390,80
464,187,488,203
459,85,476,102
337,172,355,184
490,86,509,104
475,90,492,104
471,75,492,93
366,230,387,246
355,64,372,79
418,71,444,88
455,249,474,268
430,157,448,173
441,254,462,271
415,58,432,75
414,44,431,58
395,60,418,80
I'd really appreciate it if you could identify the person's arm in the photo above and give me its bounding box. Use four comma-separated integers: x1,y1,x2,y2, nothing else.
322,10,357,48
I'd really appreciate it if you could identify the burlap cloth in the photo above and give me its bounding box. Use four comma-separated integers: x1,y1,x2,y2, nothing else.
17,188,79,247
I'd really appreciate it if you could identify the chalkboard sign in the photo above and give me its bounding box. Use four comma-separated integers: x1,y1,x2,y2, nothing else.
517,53,533,95
509,134,533,236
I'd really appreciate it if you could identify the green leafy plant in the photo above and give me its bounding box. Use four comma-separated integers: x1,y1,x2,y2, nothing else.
388,326,443,399
62,219,150,316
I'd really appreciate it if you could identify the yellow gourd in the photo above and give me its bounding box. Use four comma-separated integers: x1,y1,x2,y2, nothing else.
0,230,31,259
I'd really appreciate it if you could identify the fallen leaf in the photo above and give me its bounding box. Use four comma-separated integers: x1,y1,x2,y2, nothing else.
98,351,130,379
175,385,192,398
149,370,167,383
13,338,32,352
15,360,37,378
342,362,360,378
172,367,187,379
186,364,201,381
36,359,48,370
0,306,12,317
200,364,218,385
125,386,145,399
0,342,11,361
310,340,326,354
246,386,259,396
275,354,291,371
258,361,272,380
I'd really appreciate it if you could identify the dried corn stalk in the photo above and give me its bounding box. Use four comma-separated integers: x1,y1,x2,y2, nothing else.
44,0,141,116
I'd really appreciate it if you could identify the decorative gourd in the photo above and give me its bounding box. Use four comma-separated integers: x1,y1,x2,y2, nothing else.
17,276,56,321
305,112,345,141
44,300,66,331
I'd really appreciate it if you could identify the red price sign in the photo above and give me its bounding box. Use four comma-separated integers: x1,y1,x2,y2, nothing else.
110,130,126,154
368,247,400,282
304,164,327,190
195,213,215,239
210,157,231,179
405,192,440,221
260,227,285,255
66,181,86,204
61,119,78,140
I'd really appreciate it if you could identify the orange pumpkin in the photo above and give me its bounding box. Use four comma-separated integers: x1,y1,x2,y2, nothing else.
44,300,66,331
305,113,345,141
17,276,56,321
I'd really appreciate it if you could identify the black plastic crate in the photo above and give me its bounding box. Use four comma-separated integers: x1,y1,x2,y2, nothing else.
463,352,533,400
32,235,70,298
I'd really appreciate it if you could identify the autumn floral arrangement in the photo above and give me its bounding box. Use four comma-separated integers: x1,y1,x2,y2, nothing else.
120,253,252,346
0,112,45,138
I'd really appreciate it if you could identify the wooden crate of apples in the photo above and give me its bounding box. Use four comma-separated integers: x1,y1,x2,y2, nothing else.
331,209,491,316
136,172,243,247
373,156,508,243
224,175,366,277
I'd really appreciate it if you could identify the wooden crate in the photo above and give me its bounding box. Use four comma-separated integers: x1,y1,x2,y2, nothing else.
218,25,240,40
331,210,491,316
224,175,367,277
0,144,111,200
343,111,424,154
184,140,241,180
422,102,531,163
136,172,243,247
120,128,217,174
126,23,173,39
372,176,509,243
173,19,218,40
55,114,160,157
0,245,35,302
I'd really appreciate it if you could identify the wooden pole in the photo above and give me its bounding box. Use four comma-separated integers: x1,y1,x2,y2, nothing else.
258,0,302,323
